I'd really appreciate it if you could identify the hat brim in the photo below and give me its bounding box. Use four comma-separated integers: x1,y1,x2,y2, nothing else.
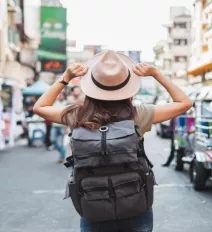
80,51,141,101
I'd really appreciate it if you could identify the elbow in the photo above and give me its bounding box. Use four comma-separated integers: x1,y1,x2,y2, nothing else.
183,99,193,112
33,105,40,115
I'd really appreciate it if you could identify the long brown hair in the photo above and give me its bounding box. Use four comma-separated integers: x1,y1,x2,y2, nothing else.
62,96,136,130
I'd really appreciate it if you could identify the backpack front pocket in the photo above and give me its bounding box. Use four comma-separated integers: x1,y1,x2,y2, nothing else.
68,182,83,216
80,176,116,221
111,172,148,219
78,172,149,222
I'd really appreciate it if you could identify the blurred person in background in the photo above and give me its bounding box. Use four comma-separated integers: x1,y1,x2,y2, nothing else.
67,85,84,105
162,117,175,167
44,119,53,150
51,92,67,163
0,92,5,150
182,105,196,160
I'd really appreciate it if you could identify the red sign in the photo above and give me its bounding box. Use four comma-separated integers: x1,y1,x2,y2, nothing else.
41,60,66,73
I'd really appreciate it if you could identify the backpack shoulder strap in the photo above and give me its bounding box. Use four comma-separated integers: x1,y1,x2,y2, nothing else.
137,136,154,169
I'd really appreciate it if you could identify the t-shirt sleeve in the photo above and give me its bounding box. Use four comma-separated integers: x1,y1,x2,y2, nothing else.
134,104,155,137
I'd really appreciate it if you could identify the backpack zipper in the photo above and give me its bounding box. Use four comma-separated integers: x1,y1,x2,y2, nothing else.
101,130,108,155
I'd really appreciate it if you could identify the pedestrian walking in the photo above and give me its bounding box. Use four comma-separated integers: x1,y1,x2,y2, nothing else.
162,117,176,167
44,119,53,150
33,50,192,232
51,92,67,163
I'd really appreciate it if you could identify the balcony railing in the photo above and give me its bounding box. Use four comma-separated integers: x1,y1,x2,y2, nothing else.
8,27,20,46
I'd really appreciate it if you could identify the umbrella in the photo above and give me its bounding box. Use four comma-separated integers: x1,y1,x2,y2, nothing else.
23,80,50,96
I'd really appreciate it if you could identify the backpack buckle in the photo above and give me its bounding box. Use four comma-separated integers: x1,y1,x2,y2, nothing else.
64,156,74,168
99,126,108,132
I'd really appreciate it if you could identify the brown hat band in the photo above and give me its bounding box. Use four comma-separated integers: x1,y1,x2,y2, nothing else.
91,70,131,91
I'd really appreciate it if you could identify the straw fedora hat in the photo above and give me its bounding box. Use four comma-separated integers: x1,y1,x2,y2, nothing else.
80,50,140,100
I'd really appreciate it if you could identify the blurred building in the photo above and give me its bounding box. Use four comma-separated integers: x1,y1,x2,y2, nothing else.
0,0,28,88
0,0,64,148
0,0,33,148
154,7,192,87
67,45,104,63
188,0,212,86
154,40,172,79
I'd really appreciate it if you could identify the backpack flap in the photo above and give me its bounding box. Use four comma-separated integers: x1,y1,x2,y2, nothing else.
71,120,139,168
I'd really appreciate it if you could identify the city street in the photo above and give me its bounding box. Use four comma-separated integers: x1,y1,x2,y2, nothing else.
1,126,212,232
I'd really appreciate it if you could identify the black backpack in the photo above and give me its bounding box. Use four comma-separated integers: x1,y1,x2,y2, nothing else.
64,120,156,222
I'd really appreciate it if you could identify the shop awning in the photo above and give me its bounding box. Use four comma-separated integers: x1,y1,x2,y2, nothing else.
196,86,212,101
23,80,49,95
188,61,212,76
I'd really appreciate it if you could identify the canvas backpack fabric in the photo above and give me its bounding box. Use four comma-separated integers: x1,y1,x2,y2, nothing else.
64,120,156,222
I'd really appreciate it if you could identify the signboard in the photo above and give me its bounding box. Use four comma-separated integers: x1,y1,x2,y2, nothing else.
41,60,66,73
37,6,67,73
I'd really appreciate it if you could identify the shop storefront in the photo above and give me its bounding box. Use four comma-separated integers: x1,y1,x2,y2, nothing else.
0,61,26,149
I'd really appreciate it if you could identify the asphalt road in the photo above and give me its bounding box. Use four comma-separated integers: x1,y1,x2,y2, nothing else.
1,126,212,232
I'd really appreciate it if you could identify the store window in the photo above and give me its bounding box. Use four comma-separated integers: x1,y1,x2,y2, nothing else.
174,56,187,63
174,39,188,45
181,39,188,45
174,39,180,45
174,22,187,28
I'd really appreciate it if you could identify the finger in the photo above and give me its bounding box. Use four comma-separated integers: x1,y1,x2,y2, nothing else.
72,63,81,70
73,64,84,74
136,64,146,74
132,65,140,75
74,65,87,76
133,65,144,76
133,69,141,76
77,66,88,76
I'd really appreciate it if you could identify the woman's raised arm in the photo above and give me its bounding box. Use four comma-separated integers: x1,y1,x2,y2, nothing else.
133,63,192,124
33,63,87,124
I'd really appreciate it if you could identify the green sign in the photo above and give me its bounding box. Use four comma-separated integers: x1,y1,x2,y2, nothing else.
37,6,67,62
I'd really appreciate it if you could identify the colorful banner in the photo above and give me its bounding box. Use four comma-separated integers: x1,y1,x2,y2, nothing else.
37,6,67,73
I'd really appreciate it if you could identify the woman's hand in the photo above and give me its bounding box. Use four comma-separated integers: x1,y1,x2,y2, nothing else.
133,63,158,77
132,63,192,124
62,63,88,83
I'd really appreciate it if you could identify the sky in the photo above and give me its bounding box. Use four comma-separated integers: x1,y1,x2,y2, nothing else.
60,0,193,61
